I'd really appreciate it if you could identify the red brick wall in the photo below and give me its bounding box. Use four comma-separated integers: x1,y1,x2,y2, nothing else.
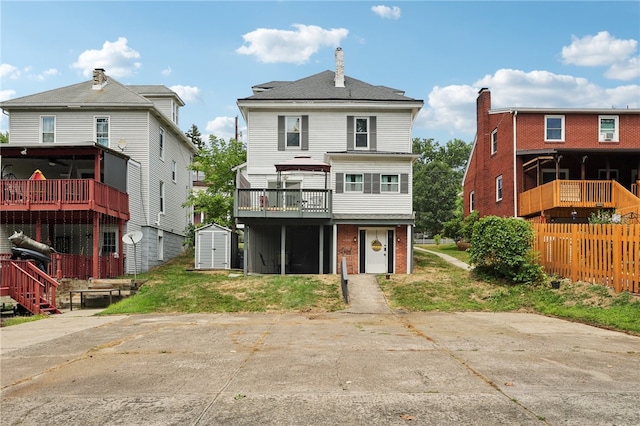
395,225,408,274
464,89,517,218
516,113,640,150
336,225,409,274
337,224,359,274
464,89,640,219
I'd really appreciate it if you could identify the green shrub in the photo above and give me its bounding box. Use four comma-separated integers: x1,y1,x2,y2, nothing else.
469,216,544,284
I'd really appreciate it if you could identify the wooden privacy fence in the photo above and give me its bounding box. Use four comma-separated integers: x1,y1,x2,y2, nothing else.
533,223,639,293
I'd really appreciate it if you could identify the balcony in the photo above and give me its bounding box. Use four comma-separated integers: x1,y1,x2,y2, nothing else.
519,180,640,218
1,179,129,220
235,188,332,219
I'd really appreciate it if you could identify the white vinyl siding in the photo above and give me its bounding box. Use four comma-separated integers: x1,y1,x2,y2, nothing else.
245,110,413,177
331,159,413,215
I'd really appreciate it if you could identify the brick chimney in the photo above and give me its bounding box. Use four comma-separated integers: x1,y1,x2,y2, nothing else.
334,47,345,88
92,68,107,90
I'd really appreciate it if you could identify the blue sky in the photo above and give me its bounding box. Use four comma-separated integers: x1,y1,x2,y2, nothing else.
1,1,639,145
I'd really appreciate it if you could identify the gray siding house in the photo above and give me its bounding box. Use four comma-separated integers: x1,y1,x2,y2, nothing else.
235,48,423,275
0,69,197,279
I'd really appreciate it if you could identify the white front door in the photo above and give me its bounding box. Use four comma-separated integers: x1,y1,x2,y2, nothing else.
365,229,389,274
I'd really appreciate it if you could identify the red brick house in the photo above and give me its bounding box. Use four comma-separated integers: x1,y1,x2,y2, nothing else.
463,88,640,223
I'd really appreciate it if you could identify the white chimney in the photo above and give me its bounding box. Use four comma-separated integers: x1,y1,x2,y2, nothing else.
92,68,107,90
334,47,345,88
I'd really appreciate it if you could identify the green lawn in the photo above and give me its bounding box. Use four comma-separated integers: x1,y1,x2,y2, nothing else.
5,246,639,336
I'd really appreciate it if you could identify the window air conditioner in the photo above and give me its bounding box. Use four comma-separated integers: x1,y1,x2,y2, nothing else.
604,132,614,141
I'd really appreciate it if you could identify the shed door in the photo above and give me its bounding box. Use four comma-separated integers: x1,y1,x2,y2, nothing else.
212,231,230,269
197,230,229,269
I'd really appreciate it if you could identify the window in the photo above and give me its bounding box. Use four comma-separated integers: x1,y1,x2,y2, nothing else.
159,128,165,159
355,117,369,149
102,231,116,256
491,129,498,154
380,174,399,193
172,101,179,124
470,191,475,212
545,115,564,141
286,116,301,148
159,181,165,213
157,230,164,261
96,117,109,146
41,116,55,143
172,161,177,183
345,174,363,192
598,169,619,181
496,175,503,201
542,168,569,184
599,115,619,142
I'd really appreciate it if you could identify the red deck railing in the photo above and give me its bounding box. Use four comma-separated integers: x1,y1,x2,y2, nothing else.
1,179,129,219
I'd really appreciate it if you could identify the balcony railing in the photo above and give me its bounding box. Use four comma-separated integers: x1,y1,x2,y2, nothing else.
1,179,129,220
519,180,640,217
235,188,332,219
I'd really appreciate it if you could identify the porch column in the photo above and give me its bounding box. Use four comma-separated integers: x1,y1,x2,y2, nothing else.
35,216,42,242
92,212,100,279
243,226,249,275
332,224,337,274
118,219,125,276
318,226,324,274
581,155,588,180
280,225,286,275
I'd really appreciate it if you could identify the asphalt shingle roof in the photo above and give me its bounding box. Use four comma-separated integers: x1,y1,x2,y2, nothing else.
241,70,422,103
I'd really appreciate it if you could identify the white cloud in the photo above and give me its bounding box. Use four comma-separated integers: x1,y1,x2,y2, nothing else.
605,56,640,80
71,37,142,78
170,85,200,103
0,89,16,102
416,68,640,141
0,64,20,79
161,66,172,77
371,5,401,20
35,68,60,81
561,31,639,81
562,31,637,67
237,24,348,64
205,116,239,141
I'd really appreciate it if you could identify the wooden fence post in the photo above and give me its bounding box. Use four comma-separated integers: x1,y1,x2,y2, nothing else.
612,225,621,293
571,224,579,283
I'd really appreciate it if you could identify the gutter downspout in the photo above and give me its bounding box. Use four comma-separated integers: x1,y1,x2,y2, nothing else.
512,110,519,217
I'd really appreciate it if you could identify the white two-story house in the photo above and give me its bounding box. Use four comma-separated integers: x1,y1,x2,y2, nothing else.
0,69,197,280
235,48,423,275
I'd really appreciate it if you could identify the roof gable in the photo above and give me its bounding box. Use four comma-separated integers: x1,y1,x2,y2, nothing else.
0,76,153,108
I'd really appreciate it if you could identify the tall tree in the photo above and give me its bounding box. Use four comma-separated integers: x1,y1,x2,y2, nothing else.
185,124,204,149
412,138,471,236
185,135,246,228
0,131,8,144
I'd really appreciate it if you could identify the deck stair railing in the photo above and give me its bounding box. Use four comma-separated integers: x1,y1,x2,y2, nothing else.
0,259,60,315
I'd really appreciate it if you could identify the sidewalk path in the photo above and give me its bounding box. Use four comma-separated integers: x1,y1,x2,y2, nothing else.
342,274,391,314
415,246,472,270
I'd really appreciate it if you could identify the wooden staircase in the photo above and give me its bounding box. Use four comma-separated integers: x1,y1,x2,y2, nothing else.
0,259,61,315
612,181,640,222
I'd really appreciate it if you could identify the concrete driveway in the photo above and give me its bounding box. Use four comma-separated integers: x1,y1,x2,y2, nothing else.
1,305,638,425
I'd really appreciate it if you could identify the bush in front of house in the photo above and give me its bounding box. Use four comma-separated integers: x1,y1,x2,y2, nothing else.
469,216,544,284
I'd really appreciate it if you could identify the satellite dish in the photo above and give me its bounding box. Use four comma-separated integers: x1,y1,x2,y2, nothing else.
122,230,143,245
122,230,143,281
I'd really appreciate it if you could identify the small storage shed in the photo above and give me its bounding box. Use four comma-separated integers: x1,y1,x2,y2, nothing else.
195,224,232,270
